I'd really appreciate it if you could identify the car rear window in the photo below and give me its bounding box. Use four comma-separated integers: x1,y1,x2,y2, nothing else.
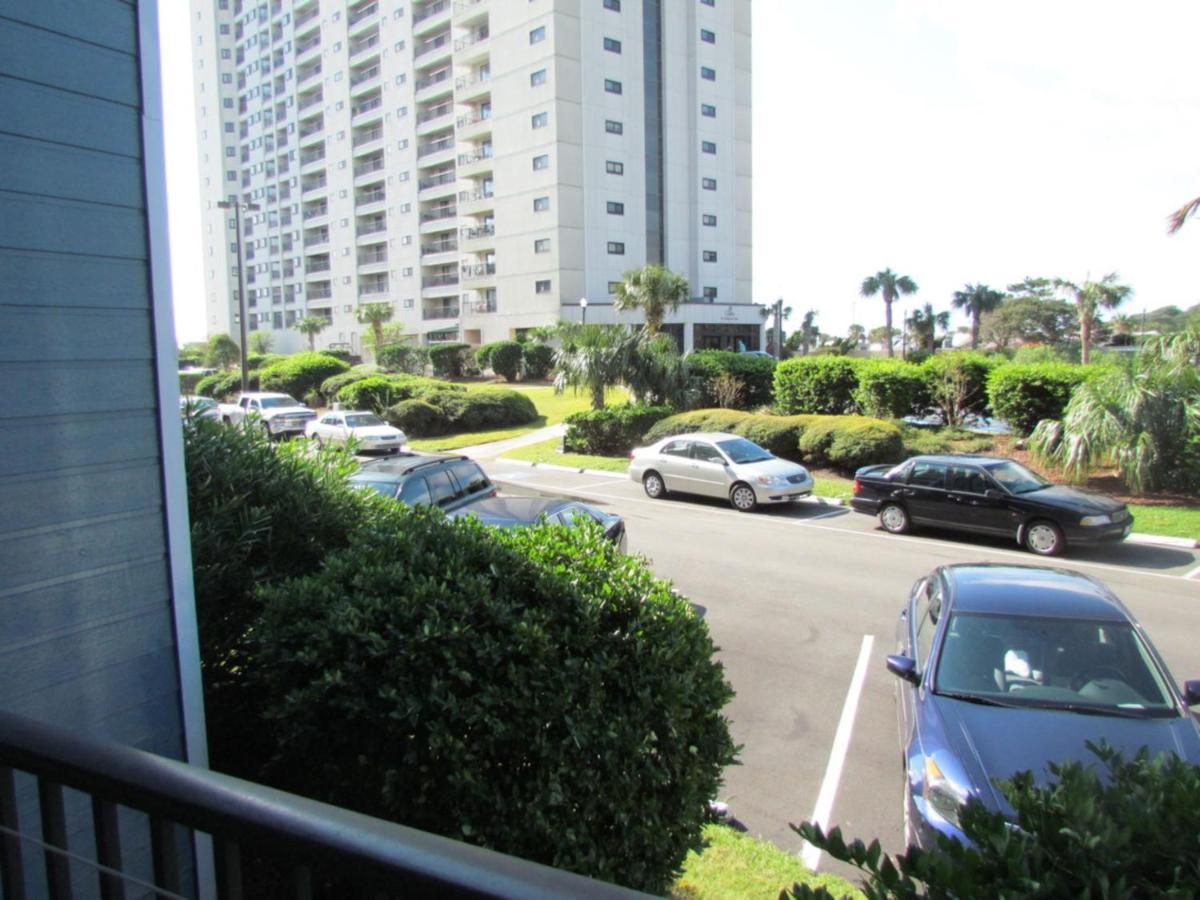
908,462,946,488
398,477,431,506
357,480,400,500
449,460,491,495
426,469,462,508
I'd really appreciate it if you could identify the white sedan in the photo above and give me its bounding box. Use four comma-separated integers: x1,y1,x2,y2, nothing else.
305,410,407,454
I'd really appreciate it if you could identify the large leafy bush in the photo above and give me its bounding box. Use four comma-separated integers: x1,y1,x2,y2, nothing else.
374,342,429,375
788,744,1200,899
987,362,1096,436
428,342,472,378
852,360,927,419
258,352,349,399
318,365,383,402
522,342,556,380
687,350,777,410
335,374,464,413
643,409,753,443
196,370,257,400
797,416,904,472
563,404,674,455
919,352,996,426
385,387,537,436
774,357,861,415
488,340,525,381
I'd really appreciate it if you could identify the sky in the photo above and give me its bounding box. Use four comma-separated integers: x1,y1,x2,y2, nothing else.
160,0,1200,344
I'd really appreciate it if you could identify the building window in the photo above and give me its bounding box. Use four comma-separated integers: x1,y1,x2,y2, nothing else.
603,0,621,9
702,177,717,190
531,111,548,129
702,140,716,154
533,195,550,211
700,66,716,81
702,214,717,226
605,120,623,135
530,67,547,86
703,250,718,262
607,241,625,254
607,280,621,294
221,48,232,59
222,73,233,84
604,37,621,53
532,154,550,170
534,238,550,253
223,97,233,108
701,28,715,43
535,279,552,293
604,78,622,94
530,25,546,44
701,0,714,6
226,170,237,181
606,160,624,174
606,201,624,215
701,103,716,117
703,286,718,299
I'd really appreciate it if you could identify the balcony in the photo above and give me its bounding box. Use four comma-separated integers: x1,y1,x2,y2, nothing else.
294,3,319,27
353,154,385,179
457,188,493,214
347,2,378,27
301,175,328,194
351,94,382,118
349,31,380,59
302,203,328,221
414,69,452,101
357,247,388,265
455,70,491,100
352,126,384,148
420,238,458,256
453,26,489,54
414,31,451,62
307,284,333,300
298,90,323,112
306,257,332,273
460,222,495,242
358,281,390,297
303,230,329,248
355,186,386,207
417,104,453,126
416,136,455,160
421,272,459,288
356,219,388,237
349,64,380,90
297,62,322,84
468,293,498,313
460,261,496,279
423,301,461,320
419,206,456,224
418,169,456,192
412,0,451,34
296,33,321,58
453,0,487,16
456,108,491,130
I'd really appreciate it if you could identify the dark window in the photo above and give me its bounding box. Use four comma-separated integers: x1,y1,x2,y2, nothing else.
691,442,724,463
606,160,624,174
700,66,715,81
702,214,717,226
662,440,690,457
700,28,715,43
948,465,989,494
702,177,717,190
533,196,550,211
449,460,491,495
703,250,717,262
606,201,624,215
425,469,461,508
607,280,621,293
607,241,625,254
535,279,552,293
914,580,941,670
604,37,622,53
703,286,717,299
701,103,716,117
909,462,947,489
605,119,623,134
604,78,622,94
603,0,621,9
398,477,431,505
701,140,716,154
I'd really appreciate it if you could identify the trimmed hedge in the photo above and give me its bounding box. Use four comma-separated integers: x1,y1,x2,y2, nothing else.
643,409,753,443
385,387,537,436
852,359,927,419
986,363,1095,436
428,342,471,378
258,352,349,400
920,352,997,424
335,375,464,414
732,414,817,463
563,404,674,455
197,370,257,400
686,350,777,410
774,356,862,415
375,343,429,375
488,340,524,381
318,365,383,402
522,343,556,380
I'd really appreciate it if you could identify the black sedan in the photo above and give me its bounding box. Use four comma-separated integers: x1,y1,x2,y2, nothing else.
850,455,1132,556
449,496,627,552
889,563,1200,850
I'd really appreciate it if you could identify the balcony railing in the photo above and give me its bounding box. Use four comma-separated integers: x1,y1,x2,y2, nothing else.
417,105,453,125
297,63,322,84
349,33,380,57
352,96,382,117
422,273,459,288
460,223,495,240
306,260,331,273
358,249,388,265
298,92,323,111
352,128,384,147
456,109,490,129
347,2,378,26
414,70,451,92
457,188,493,203
414,32,451,59
413,0,449,23
350,65,380,87
302,205,328,220
303,233,329,247
454,0,486,14
419,207,457,223
418,170,456,190
457,146,493,166
455,71,491,92
307,285,332,299
301,177,327,193
357,220,387,235
420,239,457,255
358,282,390,296
417,138,455,159
470,295,498,313
461,262,496,278
294,4,319,27
423,304,461,320
353,157,384,177
356,189,386,205
0,710,633,900
453,26,489,51
296,35,321,55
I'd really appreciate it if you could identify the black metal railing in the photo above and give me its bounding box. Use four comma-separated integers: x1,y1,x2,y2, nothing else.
0,709,643,899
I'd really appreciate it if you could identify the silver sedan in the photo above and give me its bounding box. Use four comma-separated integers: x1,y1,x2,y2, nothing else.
629,432,814,512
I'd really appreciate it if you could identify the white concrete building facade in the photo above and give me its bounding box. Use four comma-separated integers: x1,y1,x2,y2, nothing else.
192,0,760,356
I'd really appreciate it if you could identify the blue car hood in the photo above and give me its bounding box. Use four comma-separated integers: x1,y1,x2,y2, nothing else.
931,697,1200,809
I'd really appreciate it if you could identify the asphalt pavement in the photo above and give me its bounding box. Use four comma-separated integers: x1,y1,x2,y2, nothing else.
479,458,1200,876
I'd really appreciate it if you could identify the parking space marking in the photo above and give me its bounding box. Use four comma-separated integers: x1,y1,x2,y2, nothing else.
1186,564,1200,580
801,634,875,872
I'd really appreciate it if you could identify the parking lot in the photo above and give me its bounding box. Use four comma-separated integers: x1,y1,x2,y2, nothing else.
480,458,1200,874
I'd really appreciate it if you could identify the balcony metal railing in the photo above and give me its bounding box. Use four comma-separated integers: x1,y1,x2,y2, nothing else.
421,273,459,288
356,189,386,205
418,170,456,190
413,0,449,23
297,63,322,84
470,296,498,313
0,710,636,900
417,105,453,125
296,35,321,55
298,93,323,111
352,96,382,117
303,233,329,247
456,146,493,166
423,304,461,320
349,33,380,57
347,2,378,26
299,124,323,139
454,0,486,14
456,109,491,129
357,220,387,235
350,65,380,87
306,261,331,274
461,262,496,278
453,26,489,51
353,157,385,177
460,223,495,240
294,4,319,27
414,70,451,92
457,188,493,203
417,138,455,159
420,240,457,256
419,207,457,223
301,177,327,193
302,205,328,220
352,128,384,147
300,150,326,166
358,282,390,296
307,286,332,299
455,71,491,91
357,249,388,265
415,32,451,59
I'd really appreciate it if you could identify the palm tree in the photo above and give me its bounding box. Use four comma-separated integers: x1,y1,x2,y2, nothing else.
860,269,918,357
295,316,328,351
1167,196,1200,234
612,264,690,334
847,324,867,348
553,324,643,410
1053,274,1132,364
356,302,394,359
905,303,950,355
951,283,1005,349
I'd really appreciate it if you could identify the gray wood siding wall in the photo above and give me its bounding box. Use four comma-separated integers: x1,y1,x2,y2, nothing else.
0,0,191,891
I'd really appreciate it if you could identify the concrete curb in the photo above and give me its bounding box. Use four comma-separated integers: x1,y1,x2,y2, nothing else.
493,457,626,478
1126,533,1200,550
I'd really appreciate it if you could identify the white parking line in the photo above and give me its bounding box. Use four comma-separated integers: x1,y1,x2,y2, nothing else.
801,634,875,872
1186,564,1200,580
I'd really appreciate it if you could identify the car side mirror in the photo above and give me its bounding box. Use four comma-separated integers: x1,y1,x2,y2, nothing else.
1184,680,1200,706
886,655,920,685
985,489,1004,499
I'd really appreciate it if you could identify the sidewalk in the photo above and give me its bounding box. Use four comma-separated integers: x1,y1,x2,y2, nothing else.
454,422,566,459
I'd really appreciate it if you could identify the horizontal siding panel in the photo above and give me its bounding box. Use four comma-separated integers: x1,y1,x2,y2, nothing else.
0,133,145,208
0,560,169,650
0,509,165,590
0,19,138,105
0,361,155,419
0,460,163,536
0,76,140,157
0,248,150,309
0,307,152,363
0,191,147,259
2,1,137,54
0,410,160,476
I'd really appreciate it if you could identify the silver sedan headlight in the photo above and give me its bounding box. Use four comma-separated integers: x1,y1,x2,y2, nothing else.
756,474,788,486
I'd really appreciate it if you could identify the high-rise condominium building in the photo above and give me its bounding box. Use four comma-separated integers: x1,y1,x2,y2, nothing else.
192,0,760,356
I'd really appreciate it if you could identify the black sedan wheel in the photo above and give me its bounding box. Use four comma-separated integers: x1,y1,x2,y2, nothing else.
879,503,911,534
1024,520,1065,556
643,471,667,499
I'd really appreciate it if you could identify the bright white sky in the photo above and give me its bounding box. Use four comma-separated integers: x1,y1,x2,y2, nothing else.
160,0,1200,344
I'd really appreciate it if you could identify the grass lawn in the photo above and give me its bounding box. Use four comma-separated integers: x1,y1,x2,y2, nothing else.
1127,504,1200,541
672,824,861,899
501,437,630,473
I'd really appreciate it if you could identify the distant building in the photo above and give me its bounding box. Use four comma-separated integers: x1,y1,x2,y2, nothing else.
192,0,762,354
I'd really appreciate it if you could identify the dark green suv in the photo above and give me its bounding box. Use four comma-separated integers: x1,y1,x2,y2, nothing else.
349,454,496,511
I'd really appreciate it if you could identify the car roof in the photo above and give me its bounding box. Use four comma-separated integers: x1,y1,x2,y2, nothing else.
325,409,375,416
657,432,741,444
350,453,470,481
243,392,294,399
903,454,1013,466
941,564,1129,622
449,496,575,523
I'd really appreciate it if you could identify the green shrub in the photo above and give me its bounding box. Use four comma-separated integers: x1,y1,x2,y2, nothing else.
336,375,462,413
986,363,1093,435
385,387,537,436
522,342,556,380
321,348,354,365
178,344,206,368
789,744,1200,900
798,416,903,473
564,404,675,455
643,409,754,443
474,342,497,370
428,342,471,378
920,352,997,426
731,415,816,463
375,342,429,375
852,360,926,419
318,365,383,402
251,509,736,893
179,370,208,394
247,352,285,371
258,352,349,400
774,357,862,415
385,398,446,436
196,370,255,400
687,351,777,410
488,340,524,381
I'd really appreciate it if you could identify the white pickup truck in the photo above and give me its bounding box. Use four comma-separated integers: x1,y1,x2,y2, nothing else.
218,392,317,438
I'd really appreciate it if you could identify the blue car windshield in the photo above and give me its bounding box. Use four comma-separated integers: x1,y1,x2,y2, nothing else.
716,438,772,464
934,612,1177,718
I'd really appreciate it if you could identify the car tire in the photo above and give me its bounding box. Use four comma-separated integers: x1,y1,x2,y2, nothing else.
222,416,232,425
643,471,667,499
729,482,758,513
879,503,911,534
310,433,323,446
1024,519,1065,556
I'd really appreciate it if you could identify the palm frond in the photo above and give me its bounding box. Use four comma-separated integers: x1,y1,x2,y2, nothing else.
1168,196,1200,234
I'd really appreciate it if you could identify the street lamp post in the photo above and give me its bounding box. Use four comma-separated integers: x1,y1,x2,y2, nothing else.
217,197,261,393
579,297,588,325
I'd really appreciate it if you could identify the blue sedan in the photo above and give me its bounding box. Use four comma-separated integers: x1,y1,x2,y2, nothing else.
887,564,1200,849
